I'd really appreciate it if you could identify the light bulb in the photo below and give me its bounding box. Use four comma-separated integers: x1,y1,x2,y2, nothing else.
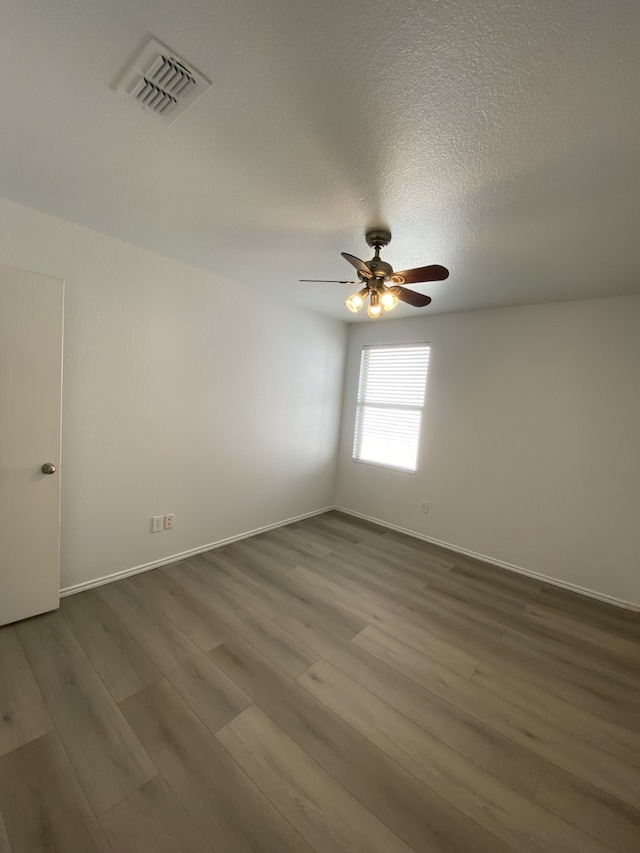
380,290,398,311
345,287,368,313
345,293,364,313
367,291,382,318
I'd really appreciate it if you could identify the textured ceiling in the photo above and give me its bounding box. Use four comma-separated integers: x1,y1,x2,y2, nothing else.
1,0,639,321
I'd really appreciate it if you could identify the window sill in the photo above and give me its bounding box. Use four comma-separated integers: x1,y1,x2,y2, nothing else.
351,457,417,475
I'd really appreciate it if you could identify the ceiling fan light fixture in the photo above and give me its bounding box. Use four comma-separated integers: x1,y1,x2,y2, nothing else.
302,228,448,318
366,290,382,319
380,288,399,312
345,286,368,313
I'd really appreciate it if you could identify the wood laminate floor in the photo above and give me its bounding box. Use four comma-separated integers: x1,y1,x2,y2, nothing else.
1,511,639,852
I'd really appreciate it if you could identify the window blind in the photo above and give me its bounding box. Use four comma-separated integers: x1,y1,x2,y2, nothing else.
353,344,430,472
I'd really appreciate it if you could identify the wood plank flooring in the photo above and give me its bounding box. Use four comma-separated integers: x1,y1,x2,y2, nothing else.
0,511,638,852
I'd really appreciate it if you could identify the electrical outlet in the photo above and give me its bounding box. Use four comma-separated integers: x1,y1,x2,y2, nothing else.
164,513,174,530
151,515,163,533
420,500,429,514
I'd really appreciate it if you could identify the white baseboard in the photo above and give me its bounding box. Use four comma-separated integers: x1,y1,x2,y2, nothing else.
61,503,639,613
59,506,333,597
335,506,640,613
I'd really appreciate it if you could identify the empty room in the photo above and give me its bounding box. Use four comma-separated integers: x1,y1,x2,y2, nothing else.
1,1,639,851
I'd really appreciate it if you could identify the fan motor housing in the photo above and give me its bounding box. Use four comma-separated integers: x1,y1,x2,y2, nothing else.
368,258,393,278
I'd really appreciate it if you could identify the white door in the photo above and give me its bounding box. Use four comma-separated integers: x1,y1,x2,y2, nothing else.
0,263,63,626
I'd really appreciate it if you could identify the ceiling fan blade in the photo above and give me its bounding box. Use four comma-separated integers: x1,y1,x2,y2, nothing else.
341,252,373,279
392,264,449,285
299,279,358,284
395,288,432,308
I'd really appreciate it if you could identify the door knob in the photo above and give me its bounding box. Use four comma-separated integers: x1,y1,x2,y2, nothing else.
41,463,56,475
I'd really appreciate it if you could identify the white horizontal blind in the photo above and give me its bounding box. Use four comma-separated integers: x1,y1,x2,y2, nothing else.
353,344,430,472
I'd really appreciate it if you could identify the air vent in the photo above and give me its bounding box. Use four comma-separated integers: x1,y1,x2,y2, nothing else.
114,38,211,124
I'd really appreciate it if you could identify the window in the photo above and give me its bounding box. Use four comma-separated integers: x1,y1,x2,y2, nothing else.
353,343,430,472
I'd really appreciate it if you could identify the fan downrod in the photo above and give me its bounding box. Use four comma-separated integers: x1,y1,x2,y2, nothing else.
365,228,391,249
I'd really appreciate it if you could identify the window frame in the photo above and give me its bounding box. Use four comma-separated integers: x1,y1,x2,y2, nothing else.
352,342,431,474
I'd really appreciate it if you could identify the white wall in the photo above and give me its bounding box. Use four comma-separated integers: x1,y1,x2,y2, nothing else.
336,296,640,607
0,197,347,591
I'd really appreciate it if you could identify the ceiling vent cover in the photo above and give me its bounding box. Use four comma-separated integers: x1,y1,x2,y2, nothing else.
114,37,211,124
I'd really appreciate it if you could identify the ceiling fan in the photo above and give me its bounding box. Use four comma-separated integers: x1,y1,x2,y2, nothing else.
300,228,449,318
